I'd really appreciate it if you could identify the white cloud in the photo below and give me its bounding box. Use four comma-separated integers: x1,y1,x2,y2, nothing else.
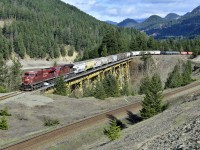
61,0,200,22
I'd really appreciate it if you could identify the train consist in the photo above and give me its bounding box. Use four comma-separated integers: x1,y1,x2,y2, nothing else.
21,50,192,90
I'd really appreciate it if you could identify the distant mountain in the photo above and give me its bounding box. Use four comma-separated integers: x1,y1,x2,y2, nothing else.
117,18,138,27
165,13,180,20
106,5,200,39
147,5,200,38
135,15,166,31
135,18,146,23
105,20,118,25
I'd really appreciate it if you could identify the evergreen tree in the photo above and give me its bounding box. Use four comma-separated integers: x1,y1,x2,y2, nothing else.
121,81,131,96
182,61,192,86
101,45,108,57
94,81,106,100
130,37,138,51
151,73,163,93
54,76,67,96
60,45,67,57
104,119,121,141
0,116,8,130
0,55,8,91
165,64,182,88
139,76,151,94
140,74,163,119
103,74,120,97
7,59,22,91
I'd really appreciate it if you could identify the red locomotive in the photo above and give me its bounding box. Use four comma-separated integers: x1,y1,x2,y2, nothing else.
21,64,74,90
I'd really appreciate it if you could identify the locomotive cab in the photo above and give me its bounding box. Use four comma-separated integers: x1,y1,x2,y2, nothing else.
22,71,36,85
21,71,37,90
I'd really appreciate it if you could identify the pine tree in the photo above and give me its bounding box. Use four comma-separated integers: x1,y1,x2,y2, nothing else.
139,76,151,94
7,59,22,91
0,116,8,130
182,61,192,86
101,45,107,57
165,64,182,88
121,81,131,96
140,73,163,119
0,55,8,92
103,74,120,97
104,120,121,141
94,81,106,100
54,76,67,96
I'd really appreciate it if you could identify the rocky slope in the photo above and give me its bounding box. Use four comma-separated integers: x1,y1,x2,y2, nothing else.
87,91,200,150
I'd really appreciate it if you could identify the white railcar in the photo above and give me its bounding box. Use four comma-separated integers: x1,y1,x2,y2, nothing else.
131,51,141,56
107,55,113,63
94,59,102,68
101,57,108,65
112,55,117,62
73,63,86,74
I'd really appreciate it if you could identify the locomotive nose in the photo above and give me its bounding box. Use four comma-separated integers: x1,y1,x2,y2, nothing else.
23,76,31,84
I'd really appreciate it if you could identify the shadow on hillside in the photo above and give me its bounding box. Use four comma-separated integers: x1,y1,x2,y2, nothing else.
126,111,143,125
106,114,127,130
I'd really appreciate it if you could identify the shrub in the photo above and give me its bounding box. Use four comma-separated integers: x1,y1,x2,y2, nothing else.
94,81,107,100
44,118,60,126
54,76,67,96
104,120,121,141
0,86,7,93
68,47,74,56
0,106,11,116
0,116,8,130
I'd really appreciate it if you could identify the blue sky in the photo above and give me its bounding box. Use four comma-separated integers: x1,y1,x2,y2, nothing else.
61,0,200,22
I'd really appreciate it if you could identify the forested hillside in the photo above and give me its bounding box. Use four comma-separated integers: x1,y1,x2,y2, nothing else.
0,0,200,61
0,0,145,60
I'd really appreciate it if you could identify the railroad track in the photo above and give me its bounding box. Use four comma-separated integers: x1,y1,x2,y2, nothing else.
2,81,200,150
0,92,25,101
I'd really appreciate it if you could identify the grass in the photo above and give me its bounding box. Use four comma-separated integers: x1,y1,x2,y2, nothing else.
49,125,106,150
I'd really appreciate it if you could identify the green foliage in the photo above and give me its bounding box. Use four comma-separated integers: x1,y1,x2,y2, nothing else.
140,73,163,119
103,74,120,97
0,57,22,92
0,106,11,116
101,45,108,57
151,73,163,93
83,74,121,99
94,81,107,100
53,61,58,67
68,47,74,57
165,64,182,88
54,76,67,96
165,61,192,89
0,86,7,93
104,120,121,141
182,61,192,86
139,76,151,94
121,81,131,96
83,86,94,97
7,59,22,91
44,118,60,126
0,116,8,130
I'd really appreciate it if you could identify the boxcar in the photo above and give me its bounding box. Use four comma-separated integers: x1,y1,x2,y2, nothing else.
181,52,187,55
54,64,74,76
85,60,95,70
94,59,102,68
101,57,108,65
73,63,86,74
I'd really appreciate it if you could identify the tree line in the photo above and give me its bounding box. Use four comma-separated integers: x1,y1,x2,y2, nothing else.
0,56,22,92
0,0,199,61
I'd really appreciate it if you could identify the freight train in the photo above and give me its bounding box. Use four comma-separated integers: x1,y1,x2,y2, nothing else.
21,50,192,90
